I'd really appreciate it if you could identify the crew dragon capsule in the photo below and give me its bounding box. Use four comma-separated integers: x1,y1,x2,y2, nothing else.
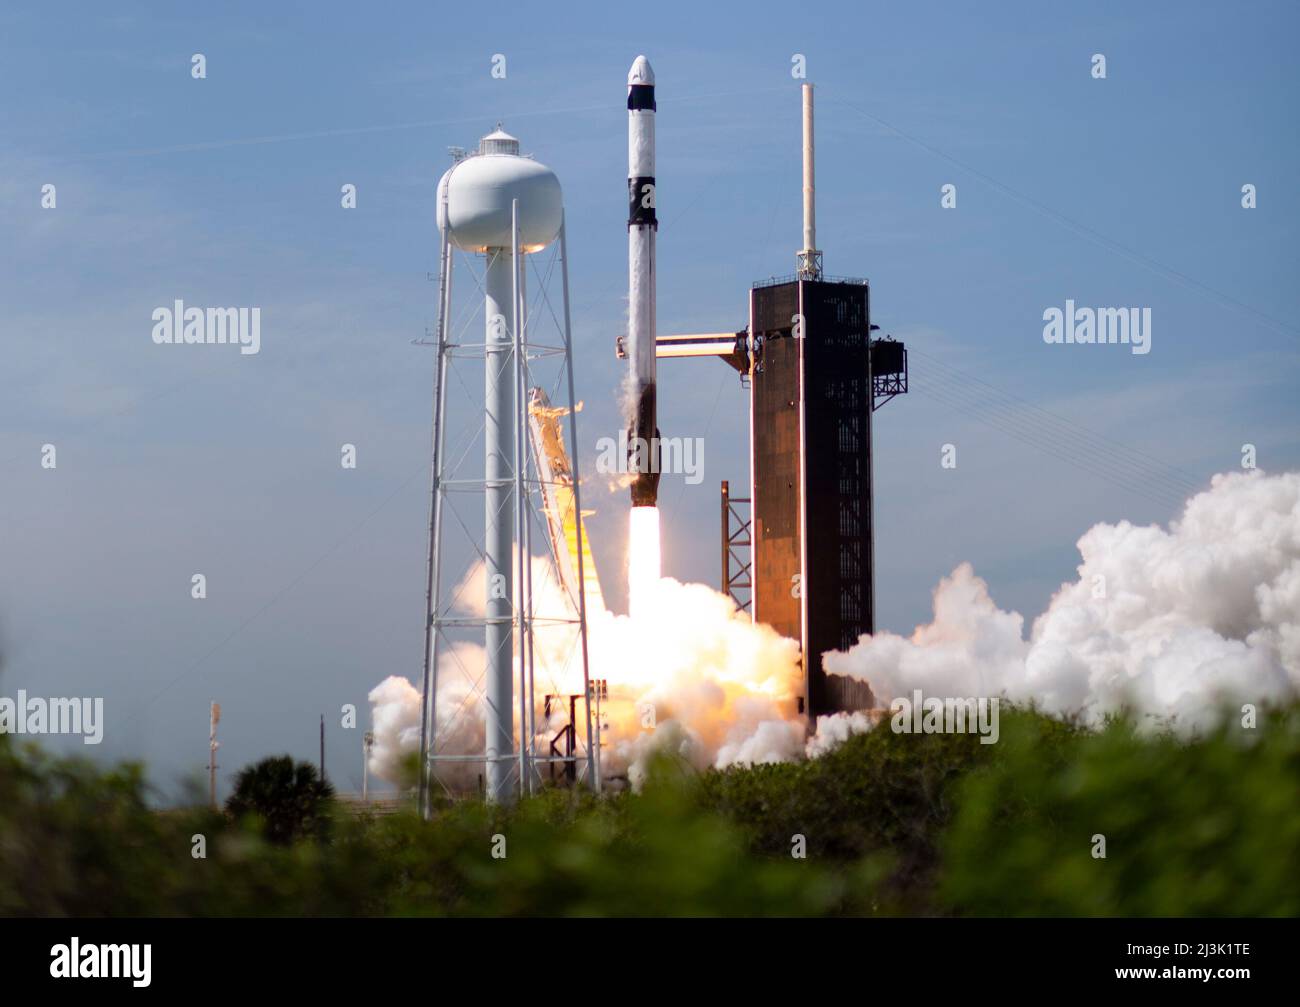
626,54,660,507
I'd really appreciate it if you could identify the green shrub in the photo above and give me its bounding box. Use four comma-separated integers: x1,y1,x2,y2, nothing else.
938,705,1300,916
365,769,853,916
695,713,1018,911
2,701,1298,917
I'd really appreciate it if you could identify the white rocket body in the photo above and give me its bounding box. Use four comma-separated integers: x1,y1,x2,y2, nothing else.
627,55,659,507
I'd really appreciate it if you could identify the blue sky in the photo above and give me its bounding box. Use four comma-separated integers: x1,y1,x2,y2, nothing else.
2,1,1297,796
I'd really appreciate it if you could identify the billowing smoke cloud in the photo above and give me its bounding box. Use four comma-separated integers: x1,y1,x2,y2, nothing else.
367,676,421,783
371,470,1300,787
822,470,1300,735
586,578,804,785
368,554,802,789
368,640,486,790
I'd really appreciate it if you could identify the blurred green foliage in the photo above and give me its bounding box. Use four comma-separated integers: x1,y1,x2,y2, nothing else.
1,702,1296,916
937,704,1300,917
696,716,1001,912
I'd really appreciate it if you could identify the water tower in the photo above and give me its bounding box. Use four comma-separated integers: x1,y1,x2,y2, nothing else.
419,126,595,810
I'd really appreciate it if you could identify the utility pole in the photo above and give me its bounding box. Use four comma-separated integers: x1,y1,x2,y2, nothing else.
208,701,221,809
319,714,326,783
362,730,374,802
590,679,607,786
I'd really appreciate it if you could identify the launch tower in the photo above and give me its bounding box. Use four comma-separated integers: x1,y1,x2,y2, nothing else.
642,82,908,720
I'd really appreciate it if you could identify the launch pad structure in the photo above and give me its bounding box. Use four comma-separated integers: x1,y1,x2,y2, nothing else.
747,273,907,716
642,82,909,720
418,69,910,812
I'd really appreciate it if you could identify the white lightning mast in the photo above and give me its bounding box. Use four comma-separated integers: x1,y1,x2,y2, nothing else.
796,82,823,280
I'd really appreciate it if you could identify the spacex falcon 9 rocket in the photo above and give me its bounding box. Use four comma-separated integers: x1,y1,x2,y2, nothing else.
627,55,659,507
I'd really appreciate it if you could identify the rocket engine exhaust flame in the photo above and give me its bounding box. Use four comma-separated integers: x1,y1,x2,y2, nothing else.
628,505,662,619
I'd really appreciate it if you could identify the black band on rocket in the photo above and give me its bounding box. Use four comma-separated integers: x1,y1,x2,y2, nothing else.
628,176,657,227
627,84,656,111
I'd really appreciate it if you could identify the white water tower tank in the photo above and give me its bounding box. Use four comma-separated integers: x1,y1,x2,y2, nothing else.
437,126,563,252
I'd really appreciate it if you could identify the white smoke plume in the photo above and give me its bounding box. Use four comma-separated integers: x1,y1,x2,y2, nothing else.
822,470,1300,735
368,640,487,790
367,676,421,784
367,553,803,789
371,469,1300,787
805,709,877,758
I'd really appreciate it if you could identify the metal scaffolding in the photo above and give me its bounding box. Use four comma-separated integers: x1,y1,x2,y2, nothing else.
417,197,596,817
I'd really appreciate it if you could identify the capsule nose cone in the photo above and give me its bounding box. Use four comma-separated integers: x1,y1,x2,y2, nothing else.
628,55,654,87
